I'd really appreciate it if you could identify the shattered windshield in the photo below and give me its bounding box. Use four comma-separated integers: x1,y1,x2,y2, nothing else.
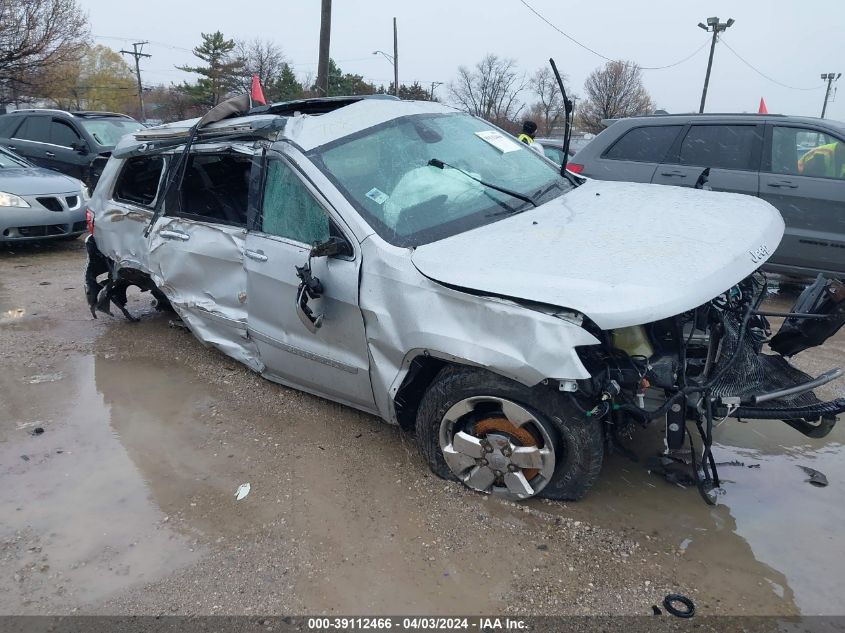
309,113,571,246
79,118,145,147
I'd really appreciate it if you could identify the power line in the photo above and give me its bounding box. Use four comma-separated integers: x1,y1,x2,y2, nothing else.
719,37,825,91
517,0,710,70
95,35,193,54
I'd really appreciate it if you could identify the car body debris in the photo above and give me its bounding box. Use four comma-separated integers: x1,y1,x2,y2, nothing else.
799,466,829,487
235,483,251,501
84,91,845,503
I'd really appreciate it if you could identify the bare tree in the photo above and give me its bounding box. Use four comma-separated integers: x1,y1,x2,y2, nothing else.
143,84,204,122
578,60,654,133
0,0,89,103
234,38,287,93
579,61,654,132
34,44,136,112
529,66,573,136
449,54,526,128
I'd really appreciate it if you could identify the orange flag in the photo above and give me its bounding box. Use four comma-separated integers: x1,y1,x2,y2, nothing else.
758,97,768,114
250,75,266,106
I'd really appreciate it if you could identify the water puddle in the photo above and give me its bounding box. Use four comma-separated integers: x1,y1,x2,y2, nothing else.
0,354,203,612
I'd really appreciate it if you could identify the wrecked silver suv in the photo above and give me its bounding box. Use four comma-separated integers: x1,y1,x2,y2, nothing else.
84,95,845,502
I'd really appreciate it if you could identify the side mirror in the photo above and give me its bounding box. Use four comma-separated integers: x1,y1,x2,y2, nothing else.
72,141,89,155
309,235,349,259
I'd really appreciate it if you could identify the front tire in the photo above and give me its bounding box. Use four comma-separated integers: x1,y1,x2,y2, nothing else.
415,366,604,501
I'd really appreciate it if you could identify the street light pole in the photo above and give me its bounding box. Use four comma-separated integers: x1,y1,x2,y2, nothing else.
393,17,399,97
820,72,841,119
697,16,734,113
372,50,397,94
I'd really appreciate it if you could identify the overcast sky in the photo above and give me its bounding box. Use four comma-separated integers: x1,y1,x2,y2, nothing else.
79,0,844,122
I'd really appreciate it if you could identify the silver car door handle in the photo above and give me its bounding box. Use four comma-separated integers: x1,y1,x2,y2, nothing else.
159,229,190,241
660,170,687,177
7,145,17,151
45,151,56,158
767,180,798,189
244,249,268,262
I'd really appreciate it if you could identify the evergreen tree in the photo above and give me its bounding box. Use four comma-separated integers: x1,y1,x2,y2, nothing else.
177,31,244,107
266,63,304,102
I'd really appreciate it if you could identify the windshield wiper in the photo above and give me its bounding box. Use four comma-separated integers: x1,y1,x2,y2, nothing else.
531,180,566,203
428,158,537,208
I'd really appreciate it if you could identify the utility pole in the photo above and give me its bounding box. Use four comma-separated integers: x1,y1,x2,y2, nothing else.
697,17,734,113
119,42,151,122
820,72,841,118
429,81,443,101
316,0,332,96
393,17,399,97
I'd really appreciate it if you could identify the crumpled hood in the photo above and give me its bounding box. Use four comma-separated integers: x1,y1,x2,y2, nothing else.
411,180,785,330
0,167,82,195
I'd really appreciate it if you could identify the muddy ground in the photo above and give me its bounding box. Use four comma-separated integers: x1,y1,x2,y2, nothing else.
1,238,843,617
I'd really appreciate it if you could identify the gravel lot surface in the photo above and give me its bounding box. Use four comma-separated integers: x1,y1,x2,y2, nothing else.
1,239,843,617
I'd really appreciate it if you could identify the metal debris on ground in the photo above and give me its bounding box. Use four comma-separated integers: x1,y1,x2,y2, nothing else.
799,466,829,487
235,483,251,501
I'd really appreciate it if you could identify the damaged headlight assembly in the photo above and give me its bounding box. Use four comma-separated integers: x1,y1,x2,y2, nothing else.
572,273,845,504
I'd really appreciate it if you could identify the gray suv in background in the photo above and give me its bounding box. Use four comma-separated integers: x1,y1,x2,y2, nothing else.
570,114,845,278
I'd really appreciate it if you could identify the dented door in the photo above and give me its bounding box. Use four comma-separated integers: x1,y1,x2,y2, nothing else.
149,216,260,369
244,154,374,411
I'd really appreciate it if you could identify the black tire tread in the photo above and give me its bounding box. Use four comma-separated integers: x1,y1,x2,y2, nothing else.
414,365,604,501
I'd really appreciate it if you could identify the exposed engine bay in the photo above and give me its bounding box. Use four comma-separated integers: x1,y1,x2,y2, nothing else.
575,273,845,504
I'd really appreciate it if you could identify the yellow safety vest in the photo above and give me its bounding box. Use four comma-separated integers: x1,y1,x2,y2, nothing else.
797,142,845,178
518,133,533,145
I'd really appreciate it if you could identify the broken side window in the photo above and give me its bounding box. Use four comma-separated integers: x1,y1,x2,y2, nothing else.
114,156,165,207
259,158,329,245
177,153,251,227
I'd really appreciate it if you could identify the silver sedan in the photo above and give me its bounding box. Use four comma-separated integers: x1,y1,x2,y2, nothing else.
0,146,88,242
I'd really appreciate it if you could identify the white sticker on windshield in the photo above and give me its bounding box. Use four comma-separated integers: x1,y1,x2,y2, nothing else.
365,188,389,205
475,130,521,154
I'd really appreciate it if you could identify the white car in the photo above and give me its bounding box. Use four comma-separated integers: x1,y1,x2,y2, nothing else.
84,95,845,502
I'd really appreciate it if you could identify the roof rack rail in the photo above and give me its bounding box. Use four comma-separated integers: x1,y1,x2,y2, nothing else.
4,108,68,116
641,112,788,118
71,111,134,119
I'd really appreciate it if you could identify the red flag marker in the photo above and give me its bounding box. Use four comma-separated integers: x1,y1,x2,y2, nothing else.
251,75,266,106
758,97,768,114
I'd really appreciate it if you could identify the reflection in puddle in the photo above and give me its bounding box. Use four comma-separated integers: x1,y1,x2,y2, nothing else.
0,355,200,612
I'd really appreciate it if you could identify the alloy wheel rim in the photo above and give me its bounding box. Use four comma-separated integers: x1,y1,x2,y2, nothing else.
438,396,556,500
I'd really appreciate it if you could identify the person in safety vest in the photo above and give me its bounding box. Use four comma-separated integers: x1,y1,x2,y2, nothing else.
517,120,544,156
797,141,845,178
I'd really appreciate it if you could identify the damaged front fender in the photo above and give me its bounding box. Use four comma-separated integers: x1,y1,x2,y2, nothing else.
357,238,599,424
